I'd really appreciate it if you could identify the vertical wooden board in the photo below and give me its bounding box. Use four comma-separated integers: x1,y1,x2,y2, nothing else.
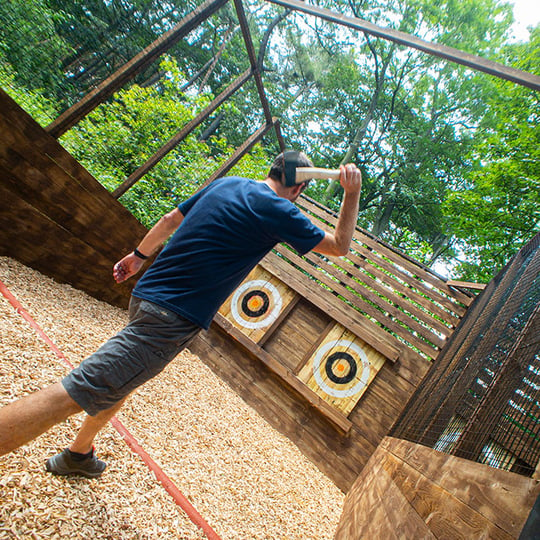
218,266,296,343
263,299,332,373
298,323,385,415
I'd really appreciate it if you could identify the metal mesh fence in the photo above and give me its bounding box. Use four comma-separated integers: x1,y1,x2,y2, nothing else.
1,0,280,228
391,232,540,477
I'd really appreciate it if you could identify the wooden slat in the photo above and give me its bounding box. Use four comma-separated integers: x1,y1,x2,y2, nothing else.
299,196,472,309
257,294,299,347
300,248,448,347
305,246,453,338
299,197,455,314
447,280,487,290
334,446,386,540
346,246,461,325
260,253,402,362
337,437,540,538
299,195,472,308
305,211,463,325
274,244,440,358
213,313,353,433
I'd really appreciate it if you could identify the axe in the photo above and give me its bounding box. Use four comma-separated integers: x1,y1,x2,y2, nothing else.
283,150,340,187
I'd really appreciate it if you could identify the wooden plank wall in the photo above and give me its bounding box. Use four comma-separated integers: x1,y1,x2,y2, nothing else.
0,89,148,308
335,436,540,539
1,87,475,492
190,259,441,490
189,197,475,491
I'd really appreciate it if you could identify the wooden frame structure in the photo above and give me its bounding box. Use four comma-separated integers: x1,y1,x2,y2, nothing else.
1,0,539,505
41,0,540,202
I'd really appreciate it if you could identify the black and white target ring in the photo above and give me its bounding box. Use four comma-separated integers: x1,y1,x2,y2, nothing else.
313,339,370,398
231,280,283,329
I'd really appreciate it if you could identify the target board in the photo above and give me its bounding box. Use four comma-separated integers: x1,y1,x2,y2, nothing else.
219,266,296,343
299,324,385,415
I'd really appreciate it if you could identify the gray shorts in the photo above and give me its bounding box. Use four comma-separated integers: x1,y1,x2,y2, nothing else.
62,297,200,416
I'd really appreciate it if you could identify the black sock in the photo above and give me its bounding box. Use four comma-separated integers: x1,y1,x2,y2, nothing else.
68,448,93,461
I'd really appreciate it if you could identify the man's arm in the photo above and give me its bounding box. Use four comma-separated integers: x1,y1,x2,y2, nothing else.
313,164,362,257
113,207,184,283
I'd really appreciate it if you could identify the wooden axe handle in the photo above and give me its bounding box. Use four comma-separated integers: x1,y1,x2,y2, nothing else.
295,167,341,184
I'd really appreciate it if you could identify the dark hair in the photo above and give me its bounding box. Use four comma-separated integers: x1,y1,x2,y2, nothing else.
268,151,313,184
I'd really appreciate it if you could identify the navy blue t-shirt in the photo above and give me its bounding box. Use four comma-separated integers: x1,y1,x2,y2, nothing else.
132,176,325,329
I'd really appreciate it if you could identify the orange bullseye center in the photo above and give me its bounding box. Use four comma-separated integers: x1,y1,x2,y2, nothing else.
334,360,349,375
247,295,263,311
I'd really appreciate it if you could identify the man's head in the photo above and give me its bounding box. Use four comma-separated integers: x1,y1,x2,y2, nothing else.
266,151,313,201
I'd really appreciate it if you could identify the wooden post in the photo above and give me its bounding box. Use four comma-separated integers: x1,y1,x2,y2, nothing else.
265,0,540,91
46,0,229,138
198,120,277,189
232,0,284,149
112,68,253,198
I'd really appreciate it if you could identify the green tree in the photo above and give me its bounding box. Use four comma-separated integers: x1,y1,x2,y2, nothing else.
443,26,540,282
0,0,74,98
60,57,270,227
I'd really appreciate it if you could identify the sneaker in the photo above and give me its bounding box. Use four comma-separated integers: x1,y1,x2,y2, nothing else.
45,448,106,478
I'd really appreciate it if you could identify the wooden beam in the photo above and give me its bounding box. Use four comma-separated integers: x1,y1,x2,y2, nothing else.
112,68,253,198
199,120,277,189
46,0,229,137
265,0,540,91
447,280,487,291
232,0,275,125
213,313,353,433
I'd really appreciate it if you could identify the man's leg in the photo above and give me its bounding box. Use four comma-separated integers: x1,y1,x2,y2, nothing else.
69,397,127,454
44,396,128,478
0,382,82,456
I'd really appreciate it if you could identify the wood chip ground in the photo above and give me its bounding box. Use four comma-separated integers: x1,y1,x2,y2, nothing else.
0,257,344,539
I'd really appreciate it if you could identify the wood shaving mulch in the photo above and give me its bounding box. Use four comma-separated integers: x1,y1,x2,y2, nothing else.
0,256,343,539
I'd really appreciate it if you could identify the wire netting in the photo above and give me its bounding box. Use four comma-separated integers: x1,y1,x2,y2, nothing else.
391,232,540,477
1,0,279,228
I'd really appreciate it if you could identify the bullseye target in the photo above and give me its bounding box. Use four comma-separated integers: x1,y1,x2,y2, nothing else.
231,280,283,329
299,325,386,415
219,266,297,343
312,339,369,399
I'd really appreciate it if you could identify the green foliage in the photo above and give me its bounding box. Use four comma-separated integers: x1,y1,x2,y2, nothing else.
0,0,537,282
59,58,220,226
443,28,540,282
58,57,272,227
0,61,58,125
0,0,74,98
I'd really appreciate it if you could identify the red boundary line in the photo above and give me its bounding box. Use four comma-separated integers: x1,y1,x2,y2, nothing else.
0,279,222,540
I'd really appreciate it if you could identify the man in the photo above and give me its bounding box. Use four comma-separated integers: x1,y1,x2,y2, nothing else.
0,152,361,477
